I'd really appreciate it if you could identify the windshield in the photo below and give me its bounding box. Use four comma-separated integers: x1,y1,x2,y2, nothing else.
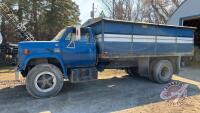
52,28,66,41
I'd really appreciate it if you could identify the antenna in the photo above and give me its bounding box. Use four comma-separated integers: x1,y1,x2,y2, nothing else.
0,3,35,41
91,3,95,19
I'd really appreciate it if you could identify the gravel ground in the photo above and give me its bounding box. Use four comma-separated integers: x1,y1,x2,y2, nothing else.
0,68,199,113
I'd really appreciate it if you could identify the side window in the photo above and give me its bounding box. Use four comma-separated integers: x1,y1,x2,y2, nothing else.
81,29,90,42
66,28,76,41
65,28,91,42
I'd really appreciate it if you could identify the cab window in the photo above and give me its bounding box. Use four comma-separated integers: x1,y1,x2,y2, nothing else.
81,29,90,42
66,29,76,41
65,28,90,42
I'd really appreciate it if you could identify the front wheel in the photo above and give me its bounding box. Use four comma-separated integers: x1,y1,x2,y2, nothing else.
26,64,64,98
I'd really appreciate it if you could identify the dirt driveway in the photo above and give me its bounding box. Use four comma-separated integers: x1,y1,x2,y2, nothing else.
0,67,199,113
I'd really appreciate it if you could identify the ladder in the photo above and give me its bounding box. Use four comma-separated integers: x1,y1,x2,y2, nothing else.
0,3,35,41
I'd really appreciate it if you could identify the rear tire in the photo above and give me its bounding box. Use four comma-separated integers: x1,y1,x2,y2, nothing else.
26,64,64,98
152,60,173,84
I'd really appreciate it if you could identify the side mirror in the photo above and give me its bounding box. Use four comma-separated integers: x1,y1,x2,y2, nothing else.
75,26,81,40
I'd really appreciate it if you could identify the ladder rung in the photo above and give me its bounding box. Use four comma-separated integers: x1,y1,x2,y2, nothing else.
0,3,35,41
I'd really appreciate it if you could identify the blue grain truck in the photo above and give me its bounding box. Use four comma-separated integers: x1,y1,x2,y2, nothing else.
17,19,195,98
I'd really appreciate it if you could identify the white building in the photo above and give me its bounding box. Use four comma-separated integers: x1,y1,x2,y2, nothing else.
167,0,200,26
167,0,200,46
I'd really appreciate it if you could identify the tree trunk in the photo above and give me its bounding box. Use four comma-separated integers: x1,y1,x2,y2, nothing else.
32,0,38,37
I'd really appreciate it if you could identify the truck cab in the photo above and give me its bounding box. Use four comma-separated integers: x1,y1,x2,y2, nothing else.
18,26,96,73
55,27,96,67
17,27,97,98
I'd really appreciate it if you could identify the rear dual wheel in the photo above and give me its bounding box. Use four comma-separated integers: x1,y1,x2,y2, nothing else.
126,60,174,84
151,60,173,84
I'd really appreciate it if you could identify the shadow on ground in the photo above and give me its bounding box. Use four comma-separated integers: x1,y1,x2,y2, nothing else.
0,71,199,113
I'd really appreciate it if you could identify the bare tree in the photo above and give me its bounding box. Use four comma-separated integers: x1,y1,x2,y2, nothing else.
101,0,183,24
101,0,134,21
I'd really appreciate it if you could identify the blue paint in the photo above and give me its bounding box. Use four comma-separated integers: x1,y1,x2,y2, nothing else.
177,28,194,37
177,44,194,53
103,42,132,54
89,19,194,37
133,24,156,36
18,27,96,77
104,21,133,34
157,26,177,36
99,42,193,57
88,19,194,58
18,41,68,77
17,19,195,77
157,43,176,53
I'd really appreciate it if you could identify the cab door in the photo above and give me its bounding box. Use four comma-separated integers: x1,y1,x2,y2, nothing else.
61,27,96,67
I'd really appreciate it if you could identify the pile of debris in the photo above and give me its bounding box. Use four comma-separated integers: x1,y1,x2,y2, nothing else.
0,43,18,66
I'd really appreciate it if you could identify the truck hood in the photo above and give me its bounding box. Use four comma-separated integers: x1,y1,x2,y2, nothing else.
19,41,59,48
18,41,61,57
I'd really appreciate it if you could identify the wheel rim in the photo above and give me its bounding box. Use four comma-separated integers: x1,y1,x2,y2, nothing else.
160,66,170,79
34,71,57,93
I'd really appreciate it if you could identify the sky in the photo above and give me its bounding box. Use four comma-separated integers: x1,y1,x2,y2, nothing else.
73,0,103,23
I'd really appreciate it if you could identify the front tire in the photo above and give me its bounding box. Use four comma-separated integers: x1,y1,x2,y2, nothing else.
26,64,64,98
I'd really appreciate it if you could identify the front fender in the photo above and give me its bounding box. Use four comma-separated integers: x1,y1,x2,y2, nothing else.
18,54,68,77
